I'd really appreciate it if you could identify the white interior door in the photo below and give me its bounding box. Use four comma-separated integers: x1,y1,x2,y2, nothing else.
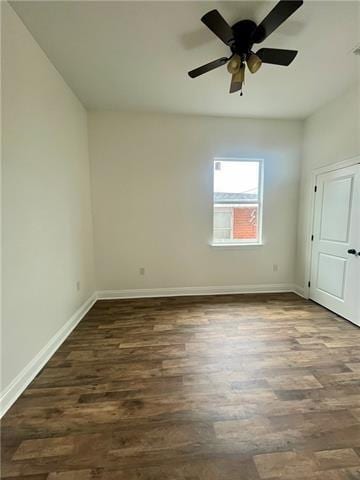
310,164,360,326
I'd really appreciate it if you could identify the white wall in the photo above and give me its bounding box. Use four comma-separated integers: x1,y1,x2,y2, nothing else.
89,112,302,293
296,84,360,291
1,3,95,402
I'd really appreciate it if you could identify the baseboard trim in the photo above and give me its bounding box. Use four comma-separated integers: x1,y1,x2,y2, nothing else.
97,284,296,300
0,292,97,418
292,285,307,299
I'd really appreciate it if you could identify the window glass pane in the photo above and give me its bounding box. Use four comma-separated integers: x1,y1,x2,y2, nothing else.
213,228,231,240
214,209,232,228
214,160,259,201
232,205,258,241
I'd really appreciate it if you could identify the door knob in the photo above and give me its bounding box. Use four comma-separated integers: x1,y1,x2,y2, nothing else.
347,249,357,255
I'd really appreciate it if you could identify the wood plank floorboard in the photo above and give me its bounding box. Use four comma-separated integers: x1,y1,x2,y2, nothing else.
2,293,360,479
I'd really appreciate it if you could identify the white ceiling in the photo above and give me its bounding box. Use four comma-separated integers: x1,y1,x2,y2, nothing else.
11,1,360,119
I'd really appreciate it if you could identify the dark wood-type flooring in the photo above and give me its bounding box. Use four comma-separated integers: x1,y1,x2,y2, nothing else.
2,293,360,479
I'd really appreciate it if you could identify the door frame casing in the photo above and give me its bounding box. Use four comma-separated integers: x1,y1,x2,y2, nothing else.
304,155,360,300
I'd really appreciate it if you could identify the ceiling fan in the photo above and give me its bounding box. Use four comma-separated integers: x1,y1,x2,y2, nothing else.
188,0,303,95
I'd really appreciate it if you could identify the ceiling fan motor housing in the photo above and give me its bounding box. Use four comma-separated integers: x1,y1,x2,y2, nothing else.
231,20,258,59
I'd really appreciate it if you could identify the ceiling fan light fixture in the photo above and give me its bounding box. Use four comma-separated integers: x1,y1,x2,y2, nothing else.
247,53,262,73
227,55,241,74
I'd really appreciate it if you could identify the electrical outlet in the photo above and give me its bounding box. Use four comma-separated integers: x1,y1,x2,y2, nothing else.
272,264,278,272
76,281,81,291
139,267,145,276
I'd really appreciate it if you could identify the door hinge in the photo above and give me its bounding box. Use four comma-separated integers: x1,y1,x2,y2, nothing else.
314,185,317,192
308,281,311,288
311,234,314,241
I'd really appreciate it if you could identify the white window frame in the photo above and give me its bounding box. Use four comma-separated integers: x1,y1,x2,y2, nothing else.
211,158,264,247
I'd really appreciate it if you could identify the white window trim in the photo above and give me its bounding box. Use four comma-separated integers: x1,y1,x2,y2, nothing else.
209,242,264,248
211,157,264,247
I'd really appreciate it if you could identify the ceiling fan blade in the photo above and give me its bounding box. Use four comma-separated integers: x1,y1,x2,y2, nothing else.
256,48,298,66
188,57,228,78
229,76,242,94
201,9,234,46
229,64,245,94
253,1,303,43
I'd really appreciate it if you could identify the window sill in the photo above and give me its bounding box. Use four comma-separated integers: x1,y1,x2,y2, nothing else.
209,242,264,248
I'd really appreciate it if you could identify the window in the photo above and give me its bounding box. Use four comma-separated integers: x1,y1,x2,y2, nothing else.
212,159,263,245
